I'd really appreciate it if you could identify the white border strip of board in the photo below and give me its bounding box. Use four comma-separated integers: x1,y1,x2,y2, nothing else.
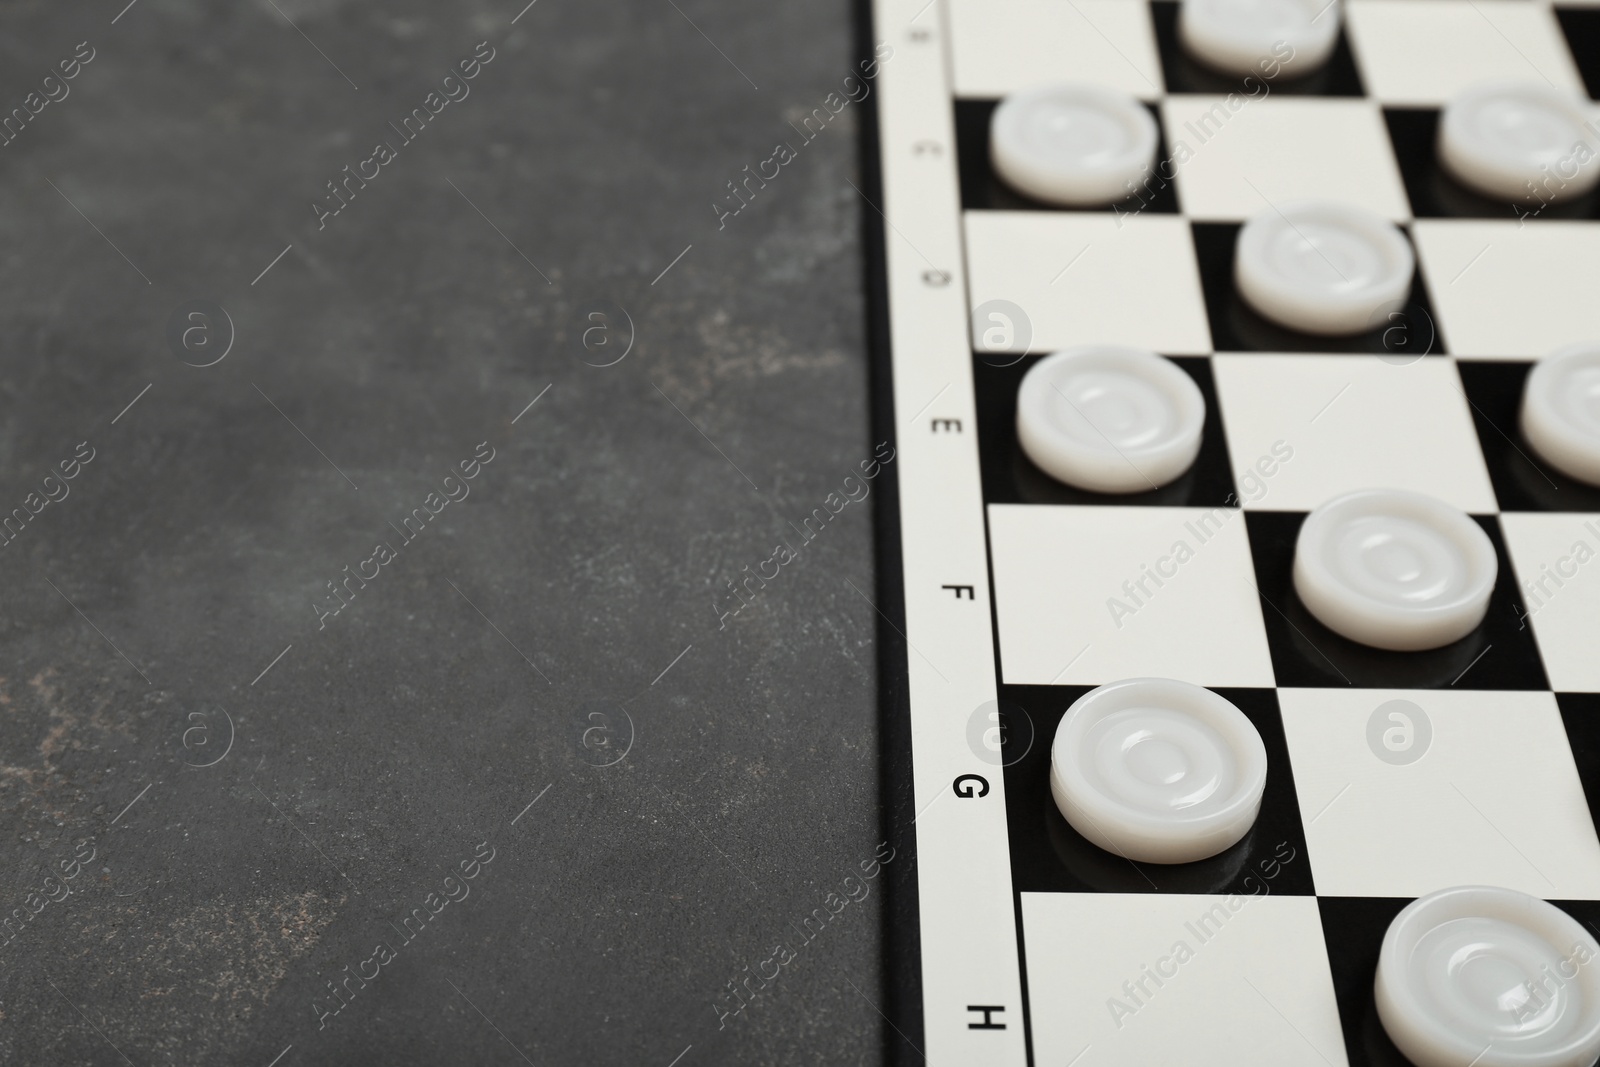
873,0,1028,1061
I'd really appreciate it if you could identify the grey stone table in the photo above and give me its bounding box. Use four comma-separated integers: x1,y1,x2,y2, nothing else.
0,0,886,1062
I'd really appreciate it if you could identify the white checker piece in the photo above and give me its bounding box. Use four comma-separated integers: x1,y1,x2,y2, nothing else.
987,503,1275,687
947,0,1164,101
1293,489,1499,651
1162,97,1411,221
1211,354,1498,513
965,212,1213,356
1179,0,1341,77
1022,892,1347,1067
1279,688,1600,898
1523,342,1600,487
1439,83,1600,203
991,85,1162,207
1502,512,1600,693
1346,0,1586,106
1413,221,1600,359
1377,886,1600,1067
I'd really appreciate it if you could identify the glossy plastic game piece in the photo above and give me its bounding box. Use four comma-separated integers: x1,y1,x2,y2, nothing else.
1521,342,1600,488
1234,201,1415,336
1376,885,1600,1067
1015,345,1206,494
1293,488,1498,651
1050,678,1267,864
1438,83,1600,204
989,83,1159,206
1179,0,1341,79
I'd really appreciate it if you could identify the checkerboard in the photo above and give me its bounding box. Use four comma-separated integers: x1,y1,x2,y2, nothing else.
863,0,1600,1063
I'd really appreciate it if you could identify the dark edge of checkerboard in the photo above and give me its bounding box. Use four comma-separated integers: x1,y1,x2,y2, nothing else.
856,0,927,1063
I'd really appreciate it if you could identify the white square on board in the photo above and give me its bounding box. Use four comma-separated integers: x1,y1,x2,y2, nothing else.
1413,221,1600,359
1502,512,1600,692
1346,0,1585,105
949,0,1163,100
1162,97,1410,221
1022,892,1347,1067
1211,354,1498,513
988,504,1275,686
965,212,1213,356
1279,688,1600,898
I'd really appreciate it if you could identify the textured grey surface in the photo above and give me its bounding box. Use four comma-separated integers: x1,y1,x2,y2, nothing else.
0,0,887,1063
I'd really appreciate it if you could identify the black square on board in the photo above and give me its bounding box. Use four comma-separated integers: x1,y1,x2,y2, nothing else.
1244,510,1549,690
1558,8,1600,101
953,98,1181,214
1192,222,1445,355
972,353,1238,508
1318,896,1411,1067
1150,0,1365,97
1384,109,1600,221
1000,683,1315,897
1558,693,1600,837
1458,361,1600,512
